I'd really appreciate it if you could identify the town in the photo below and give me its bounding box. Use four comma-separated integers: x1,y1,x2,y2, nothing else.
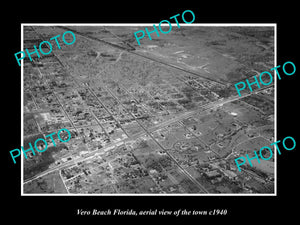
22,25,275,194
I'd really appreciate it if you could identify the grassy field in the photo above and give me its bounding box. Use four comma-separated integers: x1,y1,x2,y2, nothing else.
24,171,68,193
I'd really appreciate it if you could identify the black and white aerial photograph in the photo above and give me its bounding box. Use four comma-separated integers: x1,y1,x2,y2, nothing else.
22,25,275,195
3,4,298,224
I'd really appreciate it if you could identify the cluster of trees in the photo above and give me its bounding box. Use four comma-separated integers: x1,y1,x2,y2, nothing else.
24,144,67,180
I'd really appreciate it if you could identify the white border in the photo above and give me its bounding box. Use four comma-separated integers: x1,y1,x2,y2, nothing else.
21,25,24,195
21,23,277,196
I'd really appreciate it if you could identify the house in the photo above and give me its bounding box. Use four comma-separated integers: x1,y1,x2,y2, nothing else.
204,170,221,179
